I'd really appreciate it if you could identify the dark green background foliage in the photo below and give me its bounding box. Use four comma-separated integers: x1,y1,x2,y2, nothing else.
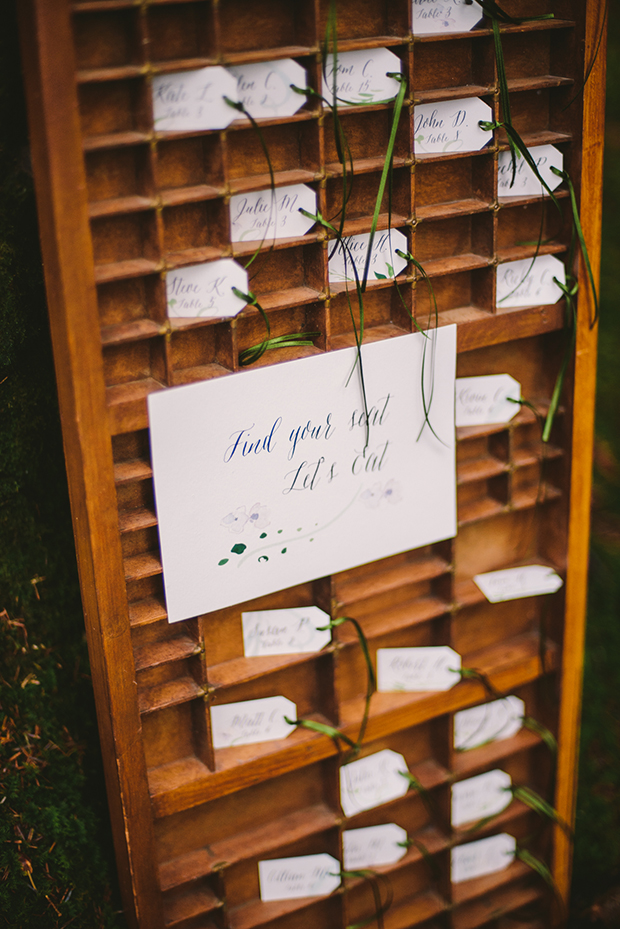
1,5,619,927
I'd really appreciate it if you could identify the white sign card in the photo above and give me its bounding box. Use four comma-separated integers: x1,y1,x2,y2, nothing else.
496,254,566,308
340,749,410,817
149,328,457,622
228,59,307,119
413,97,492,155
474,565,563,603
451,769,512,827
152,66,239,132
455,374,521,427
229,183,317,243
454,696,525,751
210,695,296,749
498,145,563,199
166,259,248,319
451,833,516,883
258,853,341,901
413,0,483,34
343,824,408,870
241,606,332,657
328,229,408,284
322,48,402,107
377,646,461,692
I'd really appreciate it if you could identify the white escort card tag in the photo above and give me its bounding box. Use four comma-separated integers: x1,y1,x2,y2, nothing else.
377,646,461,692
498,144,563,198
451,769,512,827
258,853,341,901
242,606,332,657
166,259,248,319
152,66,239,132
454,696,525,751
210,695,296,749
343,823,408,870
413,0,483,35
328,229,408,283
230,183,317,243
496,254,566,308
340,749,410,817
455,374,521,427
322,48,402,107
414,97,492,155
228,59,307,119
474,565,563,603
451,833,516,883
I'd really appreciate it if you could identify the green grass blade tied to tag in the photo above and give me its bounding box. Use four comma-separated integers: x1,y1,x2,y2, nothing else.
283,716,357,751
341,869,393,929
318,616,375,752
551,165,599,327
510,785,572,836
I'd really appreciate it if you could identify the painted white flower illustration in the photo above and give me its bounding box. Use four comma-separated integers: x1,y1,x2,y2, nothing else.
221,503,271,533
360,480,403,509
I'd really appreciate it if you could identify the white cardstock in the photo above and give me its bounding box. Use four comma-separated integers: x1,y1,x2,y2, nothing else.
451,769,512,826
149,328,457,622
210,695,296,749
152,66,239,132
377,646,461,692
343,823,408,870
242,606,332,657
230,183,317,243
322,48,402,107
166,259,248,319
413,0,483,34
451,833,516,883
455,374,521,427
474,565,563,603
340,749,410,817
454,696,525,751
228,59,307,119
258,853,341,901
328,229,408,283
414,97,492,155
496,254,566,308
498,144,563,198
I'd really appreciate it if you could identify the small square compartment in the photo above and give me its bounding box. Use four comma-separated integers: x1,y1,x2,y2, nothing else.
162,199,228,255
147,3,215,62
329,282,414,347
156,135,225,193
324,108,410,169
346,856,448,929
85,145,152,204
103,337,167,389
245,242,326,300
416,213,493,265
326,167,411,225
218,0,317,54
161,876,222,929
415,156,494,219
457,428,509,486
413,37,494,94
73,9,141,70
502,29,570,83
497,200,569,254
237,303,326,365
91,210,159,266
227,120,320,187
169,323,235,385
98,275,166,330
416,267,494,321
79,79,148,138
318,0,409,40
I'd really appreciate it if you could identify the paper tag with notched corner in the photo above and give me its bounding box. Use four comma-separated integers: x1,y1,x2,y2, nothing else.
242,606,332,657
229,58,307,119
210,695,296,749
229,183,317,243
454,696,525,751
340,749,410,817
258,853,341,901
413,97,492,155
455,374,521,427
451,769,512,827
496,254,566,308
498,144,563,199
343,823,408,870
412,0,483,35
451,833,516,883
474,565,563,603
377,646,461,692
166,259,248,319
152,66,239,132
322,48,402,107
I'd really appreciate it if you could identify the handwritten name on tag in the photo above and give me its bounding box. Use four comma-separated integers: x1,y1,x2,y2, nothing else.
340,749,410,817
413,0,483,35
498,144,563,199
454,696,525,751
242,606,331,657
210,695,296,749
377,646,461,692
166,259,248,319
455,374,521,427
322,48,402,107
230,184,317,243
413,97,492,155
228,59,307,119
474,565,563,603
343,824,408,870
452,769,512,827
496,254,566,308
452,833,516,883
328,229,408,283
258,853,341,901
152,66,239,132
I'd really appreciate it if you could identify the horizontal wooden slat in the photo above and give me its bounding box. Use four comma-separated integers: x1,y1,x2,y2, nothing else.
138,675,205,715
134,636,200,673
